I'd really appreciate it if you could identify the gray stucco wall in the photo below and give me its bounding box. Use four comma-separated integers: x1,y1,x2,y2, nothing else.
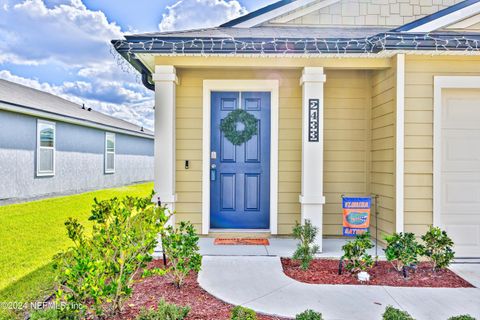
0,110,154,202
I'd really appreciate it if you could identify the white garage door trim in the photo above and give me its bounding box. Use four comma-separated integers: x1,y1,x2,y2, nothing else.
433,76,480,230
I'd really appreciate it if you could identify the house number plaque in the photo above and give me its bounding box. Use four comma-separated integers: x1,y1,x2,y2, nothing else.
308,99,319,142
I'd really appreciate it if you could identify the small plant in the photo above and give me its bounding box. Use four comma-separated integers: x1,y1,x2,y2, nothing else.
136,299,190,320
295,309,323,320
231,306,257,320
421,226,455,271
341,232,374,273
53,192,169,317
161,221,202,288
292,220,319,270
447,315,476,320
382,306,415,320
384,232,424,275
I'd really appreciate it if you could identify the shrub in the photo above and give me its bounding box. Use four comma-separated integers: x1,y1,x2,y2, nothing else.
292,220,319,270
341,232,375,273
161,221,202,288
421,226,455,271
295,309,323,320
231,306,257,320
53,192,169,317
136,299,190,320
384,232,424,274
448,315,476,320
382,306,415,320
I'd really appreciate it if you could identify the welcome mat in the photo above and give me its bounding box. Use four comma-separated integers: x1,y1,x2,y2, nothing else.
213,238,270,246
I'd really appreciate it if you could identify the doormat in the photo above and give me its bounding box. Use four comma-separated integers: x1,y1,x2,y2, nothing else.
213,238,270,246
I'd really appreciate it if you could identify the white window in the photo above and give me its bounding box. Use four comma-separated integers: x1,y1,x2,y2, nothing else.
105,132,115,173
37,120,55,176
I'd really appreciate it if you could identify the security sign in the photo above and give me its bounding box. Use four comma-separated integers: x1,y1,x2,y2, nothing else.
342,197,371,236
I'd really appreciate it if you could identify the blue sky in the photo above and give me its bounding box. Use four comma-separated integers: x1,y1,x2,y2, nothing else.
0,0,276,129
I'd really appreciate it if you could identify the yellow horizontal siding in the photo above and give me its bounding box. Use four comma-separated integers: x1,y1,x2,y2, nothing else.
404,55,480,235
323,70,370,236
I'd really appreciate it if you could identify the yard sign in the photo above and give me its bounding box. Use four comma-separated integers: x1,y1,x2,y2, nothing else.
342,197,371,236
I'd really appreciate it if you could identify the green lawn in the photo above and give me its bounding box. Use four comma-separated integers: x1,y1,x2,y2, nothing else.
0,183,153,318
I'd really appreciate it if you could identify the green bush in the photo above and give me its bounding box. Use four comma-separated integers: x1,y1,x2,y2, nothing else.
295,309,323,320
161,221,202,288
53,192,169,318
136,299,190,320
341,232,374,273
447,315,476,320
292,220,319,270
382,306,415,320
384,232,424,273
421,226,455,271
231,306,257,320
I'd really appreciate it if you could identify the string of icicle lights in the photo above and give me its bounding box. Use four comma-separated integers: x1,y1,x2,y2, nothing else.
112,32,480,56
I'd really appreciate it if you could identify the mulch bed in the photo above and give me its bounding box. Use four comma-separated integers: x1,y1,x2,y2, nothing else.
281,258,474,288
116,259,287,320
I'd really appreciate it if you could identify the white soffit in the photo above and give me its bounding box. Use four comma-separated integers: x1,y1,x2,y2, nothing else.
233,0,322,28
271,0,341,24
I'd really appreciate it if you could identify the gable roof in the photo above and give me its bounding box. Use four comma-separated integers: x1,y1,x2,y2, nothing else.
0,79,153,138
221,0,320,28
222,0,480,31
393,0,480,32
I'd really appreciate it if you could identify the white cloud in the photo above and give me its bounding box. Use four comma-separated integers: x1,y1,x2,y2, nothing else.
159,0,247,31
0,0,122,66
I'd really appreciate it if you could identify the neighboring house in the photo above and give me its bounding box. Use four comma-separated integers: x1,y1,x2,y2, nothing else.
113,0,480,257
0,79,154,203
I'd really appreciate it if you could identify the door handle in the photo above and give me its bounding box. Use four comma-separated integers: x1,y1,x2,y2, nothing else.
210,164,216,181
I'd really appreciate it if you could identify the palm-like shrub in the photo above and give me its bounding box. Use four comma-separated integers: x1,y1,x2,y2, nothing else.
292,220,319,270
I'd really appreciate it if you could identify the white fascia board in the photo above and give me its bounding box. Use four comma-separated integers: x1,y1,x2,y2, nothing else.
0,102,153,139
272,0,340,24
233,0,319,28
408,2,480,32
446,13,480,29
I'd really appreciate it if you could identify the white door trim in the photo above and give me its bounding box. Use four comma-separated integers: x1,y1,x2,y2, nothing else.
433,76,480,228
202,80,279,235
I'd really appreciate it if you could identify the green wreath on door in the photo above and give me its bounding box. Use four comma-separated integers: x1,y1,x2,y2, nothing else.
220,109,258,146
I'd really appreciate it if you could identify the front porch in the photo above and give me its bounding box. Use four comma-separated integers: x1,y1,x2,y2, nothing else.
149,55,405,251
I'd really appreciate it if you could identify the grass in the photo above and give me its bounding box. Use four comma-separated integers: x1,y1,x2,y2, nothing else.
0,182,154,319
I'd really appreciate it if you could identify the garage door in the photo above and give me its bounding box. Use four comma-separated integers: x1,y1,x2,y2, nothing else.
441,89,480,257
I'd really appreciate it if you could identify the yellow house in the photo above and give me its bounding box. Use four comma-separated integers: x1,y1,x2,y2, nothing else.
113,0,480,257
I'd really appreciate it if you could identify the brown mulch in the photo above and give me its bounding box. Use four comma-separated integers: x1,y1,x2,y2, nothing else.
281,258,474,288
116,259,288,320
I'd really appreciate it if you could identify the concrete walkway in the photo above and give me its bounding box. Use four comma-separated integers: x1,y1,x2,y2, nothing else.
198,256,480,320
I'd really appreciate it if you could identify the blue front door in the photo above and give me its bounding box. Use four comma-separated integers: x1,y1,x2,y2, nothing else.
210,91,271,229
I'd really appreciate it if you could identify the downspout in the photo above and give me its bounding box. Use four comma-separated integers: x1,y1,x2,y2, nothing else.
141,68,155,91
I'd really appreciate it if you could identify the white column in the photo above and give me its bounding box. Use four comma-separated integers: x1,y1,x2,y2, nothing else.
153,65,178,226
299,67,326,251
